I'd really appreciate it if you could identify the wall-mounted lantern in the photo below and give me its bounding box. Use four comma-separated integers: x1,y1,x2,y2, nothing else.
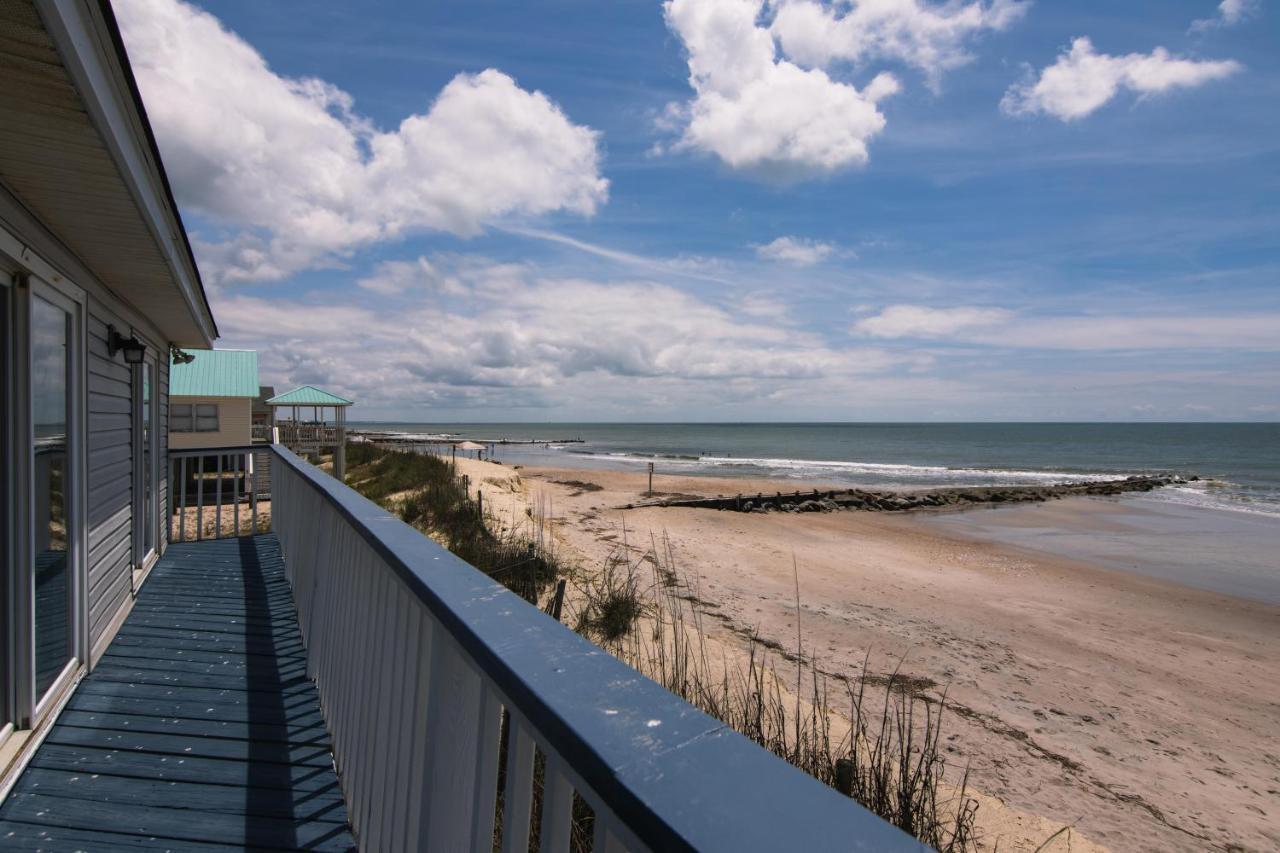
107,325,146,364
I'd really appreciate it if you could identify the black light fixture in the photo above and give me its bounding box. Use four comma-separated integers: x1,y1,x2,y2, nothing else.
107,325,146,364
170,344,196,365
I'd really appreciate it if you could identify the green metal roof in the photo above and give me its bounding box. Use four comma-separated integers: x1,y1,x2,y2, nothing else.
169,349,259,398
266,385,354,407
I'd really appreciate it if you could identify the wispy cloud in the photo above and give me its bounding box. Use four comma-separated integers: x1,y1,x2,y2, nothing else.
852,304,1280,350
1190,0,1258,33
504,226,731,283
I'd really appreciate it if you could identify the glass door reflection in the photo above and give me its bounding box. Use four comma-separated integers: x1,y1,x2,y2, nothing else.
31,295,72,702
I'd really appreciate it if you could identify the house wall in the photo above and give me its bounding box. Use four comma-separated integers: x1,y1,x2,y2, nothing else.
1,193,182,673
168,396,252,450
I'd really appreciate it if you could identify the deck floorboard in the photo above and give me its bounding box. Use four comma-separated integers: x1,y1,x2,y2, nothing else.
0,535,356,851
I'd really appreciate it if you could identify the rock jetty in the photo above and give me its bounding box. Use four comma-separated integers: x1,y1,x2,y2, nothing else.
626,475,1193,514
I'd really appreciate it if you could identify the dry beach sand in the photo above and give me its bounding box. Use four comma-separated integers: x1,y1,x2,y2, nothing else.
451,456,1279,852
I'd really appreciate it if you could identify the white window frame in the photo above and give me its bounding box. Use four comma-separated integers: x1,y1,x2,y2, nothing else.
18,273,88,730
133,355,160,580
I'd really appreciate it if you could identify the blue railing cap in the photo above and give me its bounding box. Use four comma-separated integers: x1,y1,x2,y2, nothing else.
271,446,924,852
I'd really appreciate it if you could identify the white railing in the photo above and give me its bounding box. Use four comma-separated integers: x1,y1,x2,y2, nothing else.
269,444,920,852
168,446,271,542
275,423,340,446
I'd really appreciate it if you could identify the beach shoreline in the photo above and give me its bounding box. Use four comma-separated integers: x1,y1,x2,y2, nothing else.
455,455,1280,852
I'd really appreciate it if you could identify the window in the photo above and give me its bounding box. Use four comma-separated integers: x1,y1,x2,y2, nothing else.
172,403,219,433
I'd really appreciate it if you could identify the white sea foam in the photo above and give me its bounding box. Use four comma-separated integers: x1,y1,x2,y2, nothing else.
1146,481,1280,518
558,450,1123,485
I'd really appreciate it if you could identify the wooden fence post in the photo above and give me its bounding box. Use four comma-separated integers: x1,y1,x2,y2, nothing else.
549,579,567,622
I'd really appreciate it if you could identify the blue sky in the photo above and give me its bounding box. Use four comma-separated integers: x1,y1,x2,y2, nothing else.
116,0,1278,421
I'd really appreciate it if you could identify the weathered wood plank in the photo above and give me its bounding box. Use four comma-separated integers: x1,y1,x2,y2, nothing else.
1,792,354,851
14,769,348,823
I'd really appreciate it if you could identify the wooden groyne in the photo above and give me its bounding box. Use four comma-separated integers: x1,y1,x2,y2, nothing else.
623,475,1194,514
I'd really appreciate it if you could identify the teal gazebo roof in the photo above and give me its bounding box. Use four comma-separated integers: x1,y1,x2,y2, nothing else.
265,385,354,407
170,349,259,397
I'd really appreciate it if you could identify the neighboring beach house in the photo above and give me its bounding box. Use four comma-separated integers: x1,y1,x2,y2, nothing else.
0,2,915,848
167,348,258,449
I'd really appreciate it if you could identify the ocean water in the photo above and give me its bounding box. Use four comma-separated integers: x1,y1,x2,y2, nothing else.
353,422,1280,518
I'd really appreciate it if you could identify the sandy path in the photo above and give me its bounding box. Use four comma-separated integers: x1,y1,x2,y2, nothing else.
454,457,1279,852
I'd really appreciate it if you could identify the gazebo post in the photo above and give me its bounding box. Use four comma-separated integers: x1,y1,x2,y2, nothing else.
335,406,346,481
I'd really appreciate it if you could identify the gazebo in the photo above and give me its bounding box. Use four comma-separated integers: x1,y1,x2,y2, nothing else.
266,385,355,478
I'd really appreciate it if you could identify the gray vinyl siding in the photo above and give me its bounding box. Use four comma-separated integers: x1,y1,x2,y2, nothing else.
86,307,133,648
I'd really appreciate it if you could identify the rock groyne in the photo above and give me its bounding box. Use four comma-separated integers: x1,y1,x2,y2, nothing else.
625,475,1193,514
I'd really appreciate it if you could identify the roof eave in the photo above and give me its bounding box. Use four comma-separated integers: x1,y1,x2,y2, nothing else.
40,0,217,346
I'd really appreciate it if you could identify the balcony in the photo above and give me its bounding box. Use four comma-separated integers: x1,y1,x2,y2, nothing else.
0,445,919,851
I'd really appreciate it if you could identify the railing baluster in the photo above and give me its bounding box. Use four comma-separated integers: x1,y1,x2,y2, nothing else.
539,753,573,852
178,456,186,542
390,600,424,851
500,717,536,853
592,804,628,853
233,452,241,538
166,458,173,545
250,451,258,533
351,554,390,837
373,585,411,851
404,604,434,847
214,453,223,538
419,634,483,850
470,685,503,852
195,453,204,541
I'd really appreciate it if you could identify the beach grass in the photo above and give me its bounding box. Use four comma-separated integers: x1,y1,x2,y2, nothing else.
344,442,561,603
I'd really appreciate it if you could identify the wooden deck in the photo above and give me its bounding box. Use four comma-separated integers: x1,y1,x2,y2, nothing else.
0,535,355,851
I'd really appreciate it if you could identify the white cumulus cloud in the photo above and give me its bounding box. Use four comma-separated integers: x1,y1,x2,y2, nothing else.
754,236,836,265
116,0,607,283
772,0,1029,87
662,0,899,178
1001,36,1242,121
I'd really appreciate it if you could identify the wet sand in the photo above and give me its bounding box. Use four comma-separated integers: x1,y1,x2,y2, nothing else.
458,457,1280,852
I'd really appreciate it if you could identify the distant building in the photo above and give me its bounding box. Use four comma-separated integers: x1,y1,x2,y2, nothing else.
252,385,276,441
168,349,259,449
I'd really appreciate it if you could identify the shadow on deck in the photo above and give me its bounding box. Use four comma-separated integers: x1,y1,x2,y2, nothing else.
0,535,355,851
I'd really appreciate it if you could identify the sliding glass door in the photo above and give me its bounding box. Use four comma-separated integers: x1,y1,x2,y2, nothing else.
1,264,84,735
135,357,157,570
1,274,11,744
30,290,76,705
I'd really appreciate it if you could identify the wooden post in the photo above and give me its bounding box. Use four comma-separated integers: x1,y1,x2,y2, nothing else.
647,461,654,495
835,758,854,797
477,489,483,519
549,579,567,622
